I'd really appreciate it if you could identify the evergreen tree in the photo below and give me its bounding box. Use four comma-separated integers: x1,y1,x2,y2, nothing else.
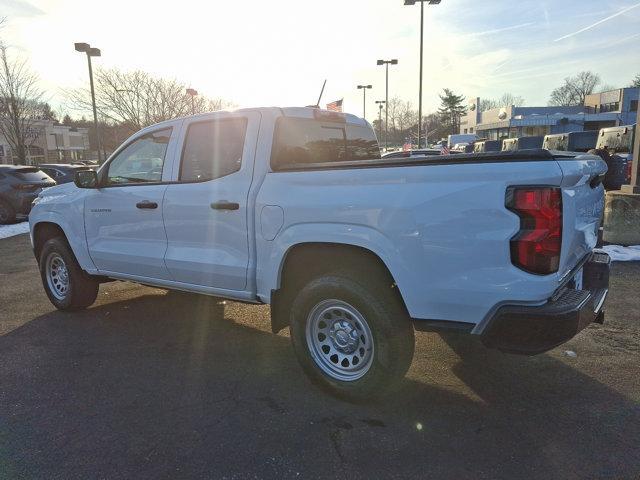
437,89,467,135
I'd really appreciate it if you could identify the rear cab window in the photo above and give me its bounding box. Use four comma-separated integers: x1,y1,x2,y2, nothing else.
271,117,380,170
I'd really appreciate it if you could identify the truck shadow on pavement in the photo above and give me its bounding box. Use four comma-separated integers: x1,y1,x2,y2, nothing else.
1,289,638,479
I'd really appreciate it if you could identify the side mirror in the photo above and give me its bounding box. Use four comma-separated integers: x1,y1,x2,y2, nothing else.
74,170,99,189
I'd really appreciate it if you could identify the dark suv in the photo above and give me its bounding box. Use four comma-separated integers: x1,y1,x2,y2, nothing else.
0,166,56,224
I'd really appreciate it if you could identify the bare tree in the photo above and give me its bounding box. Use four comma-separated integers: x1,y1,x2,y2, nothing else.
0,30,45,164
632,74,640,88
66,67,233,130
549,71,601,106
480,93,525,111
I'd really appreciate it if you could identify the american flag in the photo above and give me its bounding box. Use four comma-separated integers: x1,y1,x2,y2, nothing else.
326,99,343,112
441,145,450,155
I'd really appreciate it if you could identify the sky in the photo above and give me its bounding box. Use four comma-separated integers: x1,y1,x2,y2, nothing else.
2,0,640,123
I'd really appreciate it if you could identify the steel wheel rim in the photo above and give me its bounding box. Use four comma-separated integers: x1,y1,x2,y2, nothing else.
305,299,374,382
46,253,70,301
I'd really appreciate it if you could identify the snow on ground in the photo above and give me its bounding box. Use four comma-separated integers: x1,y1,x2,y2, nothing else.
601,245,640,262
0,221,30,240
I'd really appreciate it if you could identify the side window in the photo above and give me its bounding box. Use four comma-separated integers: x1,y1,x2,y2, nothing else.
106,128,172,185
180,118,247,182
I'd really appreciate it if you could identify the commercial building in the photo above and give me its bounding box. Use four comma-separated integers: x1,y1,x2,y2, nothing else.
0,120,90,165
460,87,639,140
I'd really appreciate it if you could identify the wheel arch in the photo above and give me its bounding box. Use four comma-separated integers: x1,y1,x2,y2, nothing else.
269,241,408,334
32,221,68,260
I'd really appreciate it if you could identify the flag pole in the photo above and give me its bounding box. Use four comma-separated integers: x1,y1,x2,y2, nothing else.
316,79,327,107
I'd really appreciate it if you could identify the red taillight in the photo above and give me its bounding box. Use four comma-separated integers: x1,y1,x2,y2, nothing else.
507,187,562,275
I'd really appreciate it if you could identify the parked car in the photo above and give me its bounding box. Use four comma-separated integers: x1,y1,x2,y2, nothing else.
543,131,598,153
0,166,56,224
29,107,610,400
447,133,477,148
39,164,94,185
451,142,470,153
593,124,637,190
473,140,502,153
502,136,545,151
382,149,441,159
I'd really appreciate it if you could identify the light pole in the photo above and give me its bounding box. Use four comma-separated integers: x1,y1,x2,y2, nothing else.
376,59,398,151
357,85,372,119
404,0,441,149
375,100,386,144
186,88,198,115
74,42,102,163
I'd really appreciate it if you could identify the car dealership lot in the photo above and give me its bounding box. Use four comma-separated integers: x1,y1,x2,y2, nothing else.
1,233,639,480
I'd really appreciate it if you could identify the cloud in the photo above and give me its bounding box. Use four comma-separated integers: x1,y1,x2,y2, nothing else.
554,2,640,42
464,22,535,38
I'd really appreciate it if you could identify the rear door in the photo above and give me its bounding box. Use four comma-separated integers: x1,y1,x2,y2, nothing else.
84,126,178,279
162,112,260,290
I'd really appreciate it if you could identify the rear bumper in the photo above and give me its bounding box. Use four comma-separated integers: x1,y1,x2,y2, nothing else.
481,252,610,355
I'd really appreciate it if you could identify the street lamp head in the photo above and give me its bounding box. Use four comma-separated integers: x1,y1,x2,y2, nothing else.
376,60,385,65
391,59,398,65
366,85,372,89
74,42,90,53
87,48,101,57
375,100,386,104
404,0,442,4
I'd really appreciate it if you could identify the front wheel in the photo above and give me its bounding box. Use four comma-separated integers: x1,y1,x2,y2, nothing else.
39,238,99,310
289,273,415,402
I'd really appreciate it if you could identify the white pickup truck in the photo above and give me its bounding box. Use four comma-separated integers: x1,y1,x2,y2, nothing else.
29,107,610,400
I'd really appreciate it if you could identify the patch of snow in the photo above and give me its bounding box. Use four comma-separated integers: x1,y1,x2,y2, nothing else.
0,221,30,240
600,245,640,262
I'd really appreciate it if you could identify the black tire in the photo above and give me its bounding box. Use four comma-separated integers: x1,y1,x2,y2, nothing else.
39,237,99,310
289,271,415,402
0,199,16,224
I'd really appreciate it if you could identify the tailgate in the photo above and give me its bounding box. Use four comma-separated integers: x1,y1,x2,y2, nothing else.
557,154,607,279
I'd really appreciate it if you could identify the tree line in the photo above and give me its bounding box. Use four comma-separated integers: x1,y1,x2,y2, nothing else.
1,15,639,162
0,17,231,164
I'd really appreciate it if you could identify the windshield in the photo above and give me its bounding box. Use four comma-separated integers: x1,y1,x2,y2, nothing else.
10,168,54,183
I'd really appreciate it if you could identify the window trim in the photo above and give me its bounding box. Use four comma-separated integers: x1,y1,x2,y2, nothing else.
99,127,173,188
178,117,249,184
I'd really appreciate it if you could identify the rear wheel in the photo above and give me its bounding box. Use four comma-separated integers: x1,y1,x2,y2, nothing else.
289,271,415,402
0,200,16,224
39,237,99,310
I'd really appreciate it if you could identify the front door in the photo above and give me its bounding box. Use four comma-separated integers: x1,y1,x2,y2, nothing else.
162,112,259,290
84,127,175,280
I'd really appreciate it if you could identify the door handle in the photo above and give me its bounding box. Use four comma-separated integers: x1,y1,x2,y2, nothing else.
136,201,158,209
210,201,240,211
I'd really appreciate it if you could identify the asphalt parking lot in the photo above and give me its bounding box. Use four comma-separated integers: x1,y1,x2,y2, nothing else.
1,233,639,480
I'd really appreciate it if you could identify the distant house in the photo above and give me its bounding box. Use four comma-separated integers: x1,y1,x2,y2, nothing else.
459,88,639,140
0,119,90,165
